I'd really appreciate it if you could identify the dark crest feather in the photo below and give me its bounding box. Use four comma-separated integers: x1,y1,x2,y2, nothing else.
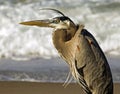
39,8,65,17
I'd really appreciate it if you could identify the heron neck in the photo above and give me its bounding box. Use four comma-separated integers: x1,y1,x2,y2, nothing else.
52,29,66,49
52,27,77,53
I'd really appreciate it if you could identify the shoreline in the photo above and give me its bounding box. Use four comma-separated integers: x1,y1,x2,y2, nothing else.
0,55,120,82
0,56,119,94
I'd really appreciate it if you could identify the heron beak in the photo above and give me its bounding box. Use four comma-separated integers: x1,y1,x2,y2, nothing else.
20,19,54,28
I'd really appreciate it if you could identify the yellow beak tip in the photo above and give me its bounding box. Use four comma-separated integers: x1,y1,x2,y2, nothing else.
19,22,28,25
19,22,24,24
19,21,35,26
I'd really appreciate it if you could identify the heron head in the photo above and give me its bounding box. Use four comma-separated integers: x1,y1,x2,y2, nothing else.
20,16,75,30
20,8,76,30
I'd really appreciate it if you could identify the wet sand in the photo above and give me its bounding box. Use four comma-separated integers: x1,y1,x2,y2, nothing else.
0,81,119,94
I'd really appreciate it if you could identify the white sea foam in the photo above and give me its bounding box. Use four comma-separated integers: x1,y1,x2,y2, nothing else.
0,0,120,60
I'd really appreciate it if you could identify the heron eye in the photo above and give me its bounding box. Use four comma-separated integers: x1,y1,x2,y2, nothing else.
53,19,60,23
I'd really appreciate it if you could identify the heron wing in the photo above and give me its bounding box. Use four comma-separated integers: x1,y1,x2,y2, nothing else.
74,28,107,94
74,28,112,94
74,29,93,93
81,29,109,64
82,29,113,93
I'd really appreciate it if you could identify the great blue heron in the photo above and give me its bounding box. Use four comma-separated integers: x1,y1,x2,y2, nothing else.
20,8,113,94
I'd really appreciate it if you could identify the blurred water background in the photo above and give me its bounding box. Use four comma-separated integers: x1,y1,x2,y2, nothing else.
0,0,120,83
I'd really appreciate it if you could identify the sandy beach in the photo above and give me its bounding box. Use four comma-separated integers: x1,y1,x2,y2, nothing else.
0,81,119,94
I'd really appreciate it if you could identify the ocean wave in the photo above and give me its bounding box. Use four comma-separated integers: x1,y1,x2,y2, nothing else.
0,70,71,83
0,0,120,60
0,69,120,82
